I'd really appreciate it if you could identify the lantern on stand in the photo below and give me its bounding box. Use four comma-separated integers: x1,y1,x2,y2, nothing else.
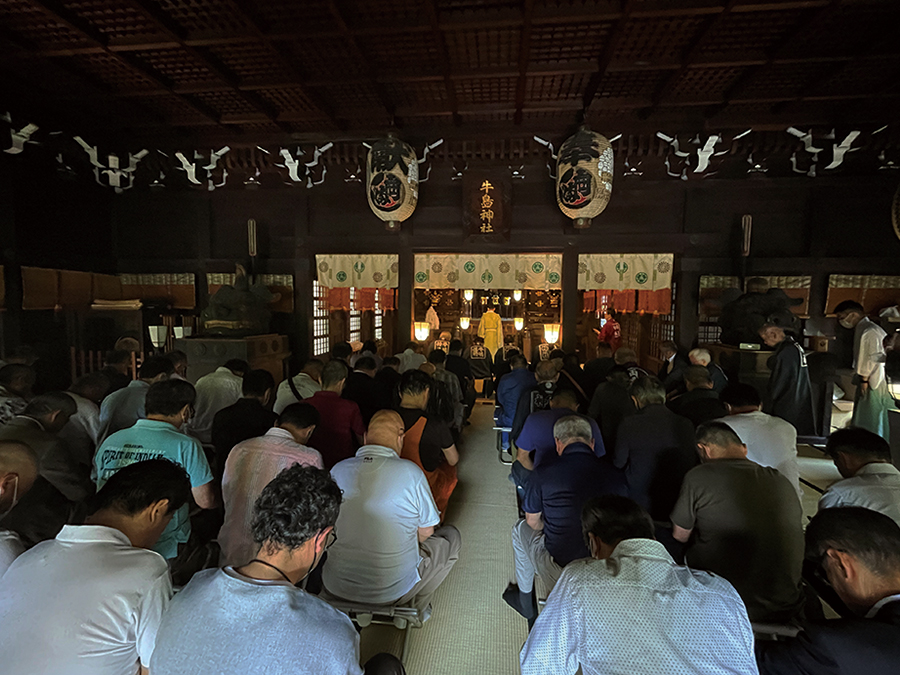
556,126,614,229
366,135,419,232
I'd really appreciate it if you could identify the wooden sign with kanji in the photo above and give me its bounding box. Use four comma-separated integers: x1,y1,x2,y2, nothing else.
463,171,511,241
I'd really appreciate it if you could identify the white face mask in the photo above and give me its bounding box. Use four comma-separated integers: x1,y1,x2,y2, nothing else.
0,475,19,520
839,318,855,330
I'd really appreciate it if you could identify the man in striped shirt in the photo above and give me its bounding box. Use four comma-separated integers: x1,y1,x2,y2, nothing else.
218,403,322,567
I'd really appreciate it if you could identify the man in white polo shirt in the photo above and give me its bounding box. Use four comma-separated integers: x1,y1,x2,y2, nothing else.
819,427,900,525
323,409,461,611
187,359,248,444
720,383,802,498
0,440,39,575
0,459,192,675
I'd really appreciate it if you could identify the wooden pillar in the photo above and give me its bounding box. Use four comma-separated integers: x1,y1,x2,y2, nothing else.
398,245,414,344
561,247,579,352
675,269,701,349
292,255,312,362
0,160,21,354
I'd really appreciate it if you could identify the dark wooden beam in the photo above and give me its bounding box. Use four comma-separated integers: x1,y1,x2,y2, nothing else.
513,0,536,126
0,0,840,60
707,0,844,118
582,0,638,117
26,0,226,127
213,0,342,130
642,0,739,118
115,0,293,133
324,0,398,126
423,0,461,126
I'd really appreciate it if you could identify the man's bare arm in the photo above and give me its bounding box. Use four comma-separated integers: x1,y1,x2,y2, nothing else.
442,444,459,466
525,512,544,531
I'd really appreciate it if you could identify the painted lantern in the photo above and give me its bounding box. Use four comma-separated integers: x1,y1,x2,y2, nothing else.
556,127,614,229
366,135,419,231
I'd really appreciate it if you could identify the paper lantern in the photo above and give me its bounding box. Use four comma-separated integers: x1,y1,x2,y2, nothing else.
512,290,522,302
459,317,470,330
414,322,430,341
544,323,560,344
463,289,474,301
556,127,613,229
514,317,524,331
366,135,418,232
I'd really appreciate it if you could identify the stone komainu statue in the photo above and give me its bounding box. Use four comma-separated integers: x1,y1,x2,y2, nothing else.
201,265,279,337
718,278,803,346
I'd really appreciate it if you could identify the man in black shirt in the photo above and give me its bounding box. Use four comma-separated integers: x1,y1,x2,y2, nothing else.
341,357,382,425
396,370,459,518
446,339,474,418
614,376,697,522
211,369,277,480
669,366,728,428
759,324,816,436
583,341,616,397
757,507,900,675
99,350,133,396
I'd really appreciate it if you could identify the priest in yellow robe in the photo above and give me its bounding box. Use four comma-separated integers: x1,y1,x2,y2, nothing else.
478,307,503,357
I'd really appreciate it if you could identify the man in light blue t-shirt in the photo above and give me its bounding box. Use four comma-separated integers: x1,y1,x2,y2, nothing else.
98,355,173,443
94,380,216,559
151,464,406,675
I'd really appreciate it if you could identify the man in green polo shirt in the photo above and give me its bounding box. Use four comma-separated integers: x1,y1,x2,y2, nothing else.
94,379,216,559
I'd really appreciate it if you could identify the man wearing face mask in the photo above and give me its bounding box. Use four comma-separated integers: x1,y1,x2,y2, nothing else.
0,459,191,675
0,441,40,575
835,300,894,441
94,379,217,560
0,392,88,547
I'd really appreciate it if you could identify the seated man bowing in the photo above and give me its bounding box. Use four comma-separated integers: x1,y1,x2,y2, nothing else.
671,421,805,623
151,464,405,675
756,507,900,675
323,410,461,612
397,370,459,518
504,415,626,625
521,495,757,675
0,459,191,675
218,402,323,567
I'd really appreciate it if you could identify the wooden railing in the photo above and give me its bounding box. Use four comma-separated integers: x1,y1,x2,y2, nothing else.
70,347,141,383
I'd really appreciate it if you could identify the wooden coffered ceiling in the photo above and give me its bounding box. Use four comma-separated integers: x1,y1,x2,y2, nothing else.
1,0,899,146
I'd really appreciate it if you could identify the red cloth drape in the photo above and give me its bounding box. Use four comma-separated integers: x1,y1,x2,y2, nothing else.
327,287,351,311
637,288,673,314
380,289,395,311
609,290,636,313
356,288,376,311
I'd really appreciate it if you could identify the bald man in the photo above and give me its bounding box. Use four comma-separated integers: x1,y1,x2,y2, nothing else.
0,441,40,575
324,410,461,611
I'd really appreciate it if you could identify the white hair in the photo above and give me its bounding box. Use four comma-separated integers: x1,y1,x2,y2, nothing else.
689,348,711,365
553,415,593,445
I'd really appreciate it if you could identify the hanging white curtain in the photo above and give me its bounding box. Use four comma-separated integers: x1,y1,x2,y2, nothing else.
315,254,400,288
414,253,562,290
577,253,673,291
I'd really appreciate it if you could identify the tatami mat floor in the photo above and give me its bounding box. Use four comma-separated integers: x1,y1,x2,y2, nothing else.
359,402,528,674
357,402,849,672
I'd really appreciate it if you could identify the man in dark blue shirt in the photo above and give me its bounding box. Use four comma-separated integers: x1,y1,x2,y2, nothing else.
503,415,626,625
496,353,535,451
516,389,605,470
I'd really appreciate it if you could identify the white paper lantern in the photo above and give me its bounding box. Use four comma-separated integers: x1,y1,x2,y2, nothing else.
366,135,418,231
556,127,613,229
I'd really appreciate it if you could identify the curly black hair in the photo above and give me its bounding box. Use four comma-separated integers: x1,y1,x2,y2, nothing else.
250,464,342,551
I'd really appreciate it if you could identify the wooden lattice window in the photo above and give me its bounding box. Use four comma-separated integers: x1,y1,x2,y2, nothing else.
313,280,329,357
